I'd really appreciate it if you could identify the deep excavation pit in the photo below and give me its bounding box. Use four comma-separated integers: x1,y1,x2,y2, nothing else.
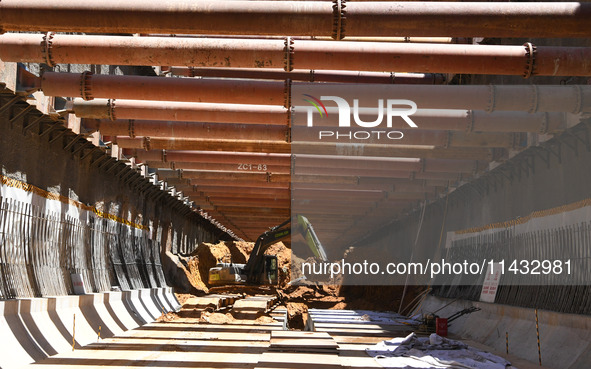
169,240,424,329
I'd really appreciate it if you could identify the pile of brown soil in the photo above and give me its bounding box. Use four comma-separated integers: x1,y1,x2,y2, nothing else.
234,241,254,256
174,293,194,305
185,257,209,294
199,312,236,324
190,242,234,286
254,315,277,324
156,312,179,322
286,302,308,330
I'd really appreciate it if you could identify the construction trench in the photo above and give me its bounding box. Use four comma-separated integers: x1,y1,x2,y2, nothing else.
1,1,591,368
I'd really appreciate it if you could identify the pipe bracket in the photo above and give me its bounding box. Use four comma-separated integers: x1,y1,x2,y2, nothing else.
80,71,94,101
107,99,116,121
486,85,496,113
528,85,539,113
332,0,347,40
523,42,537,79
284,78,292,108
128,119,135,139
42,32,56,68
540,113,548,134
162,149,167,162
572,85,583,114
283,37,294,71
466,110,474,132
143,136,151,151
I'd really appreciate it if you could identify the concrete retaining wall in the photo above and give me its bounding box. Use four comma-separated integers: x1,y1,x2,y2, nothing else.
0,287,180,369
417,295,591,369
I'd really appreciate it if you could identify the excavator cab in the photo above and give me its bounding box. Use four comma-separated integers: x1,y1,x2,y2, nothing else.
263,255,278,285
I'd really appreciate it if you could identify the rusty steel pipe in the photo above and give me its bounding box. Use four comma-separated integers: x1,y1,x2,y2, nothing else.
179,170,291,183
171,67,446,84
206,198,290,208
149,161,291,174
297,129,516,148
134,150,291,166
293,41,591,76
194,186,289,195
204,193,290,200
69,99,288,124
3,33,591,76
190,179,289,189
0,1,590,37
115,137,290,153
293,85,591,113
84,119,288,141
302,110,567,134
42,72,286,105
294,167,461,180
294,181,441,193
293,155,479,173
293,142,494,160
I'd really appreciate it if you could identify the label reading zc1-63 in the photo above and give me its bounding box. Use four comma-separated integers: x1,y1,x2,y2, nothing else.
237,164,268,171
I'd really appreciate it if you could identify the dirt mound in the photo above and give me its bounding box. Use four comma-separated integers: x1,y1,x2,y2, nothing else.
286,302,308,330
189,241,236,290
199,311,236,324
156,312,179,322
254,315,277,324
234,241,254,256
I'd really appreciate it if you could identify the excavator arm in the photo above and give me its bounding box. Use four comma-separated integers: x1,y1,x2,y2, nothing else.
209,215,327,286
243,215,328,284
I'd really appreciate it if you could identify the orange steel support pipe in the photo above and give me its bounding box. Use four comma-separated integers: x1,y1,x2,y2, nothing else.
194,186,289,195
292,85,591,113
115,137,290,153
84,119,288,141
148,161,291,174
42,72,286,106
0,1,589,38
68,99,288,124
205,193,291,200
293,167,461,180
191,179,290,189
296,130,516,148
293,156,479,173
305,111,566,134
171,67,446,84
132,150,291,166
147,156,478,173
292,142,494,160
2,34,591,76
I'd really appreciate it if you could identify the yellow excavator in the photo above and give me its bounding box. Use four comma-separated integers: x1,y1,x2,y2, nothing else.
208,215,327,286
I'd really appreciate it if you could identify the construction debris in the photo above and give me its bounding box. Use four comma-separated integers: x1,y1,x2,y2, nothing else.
366,333,511,369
